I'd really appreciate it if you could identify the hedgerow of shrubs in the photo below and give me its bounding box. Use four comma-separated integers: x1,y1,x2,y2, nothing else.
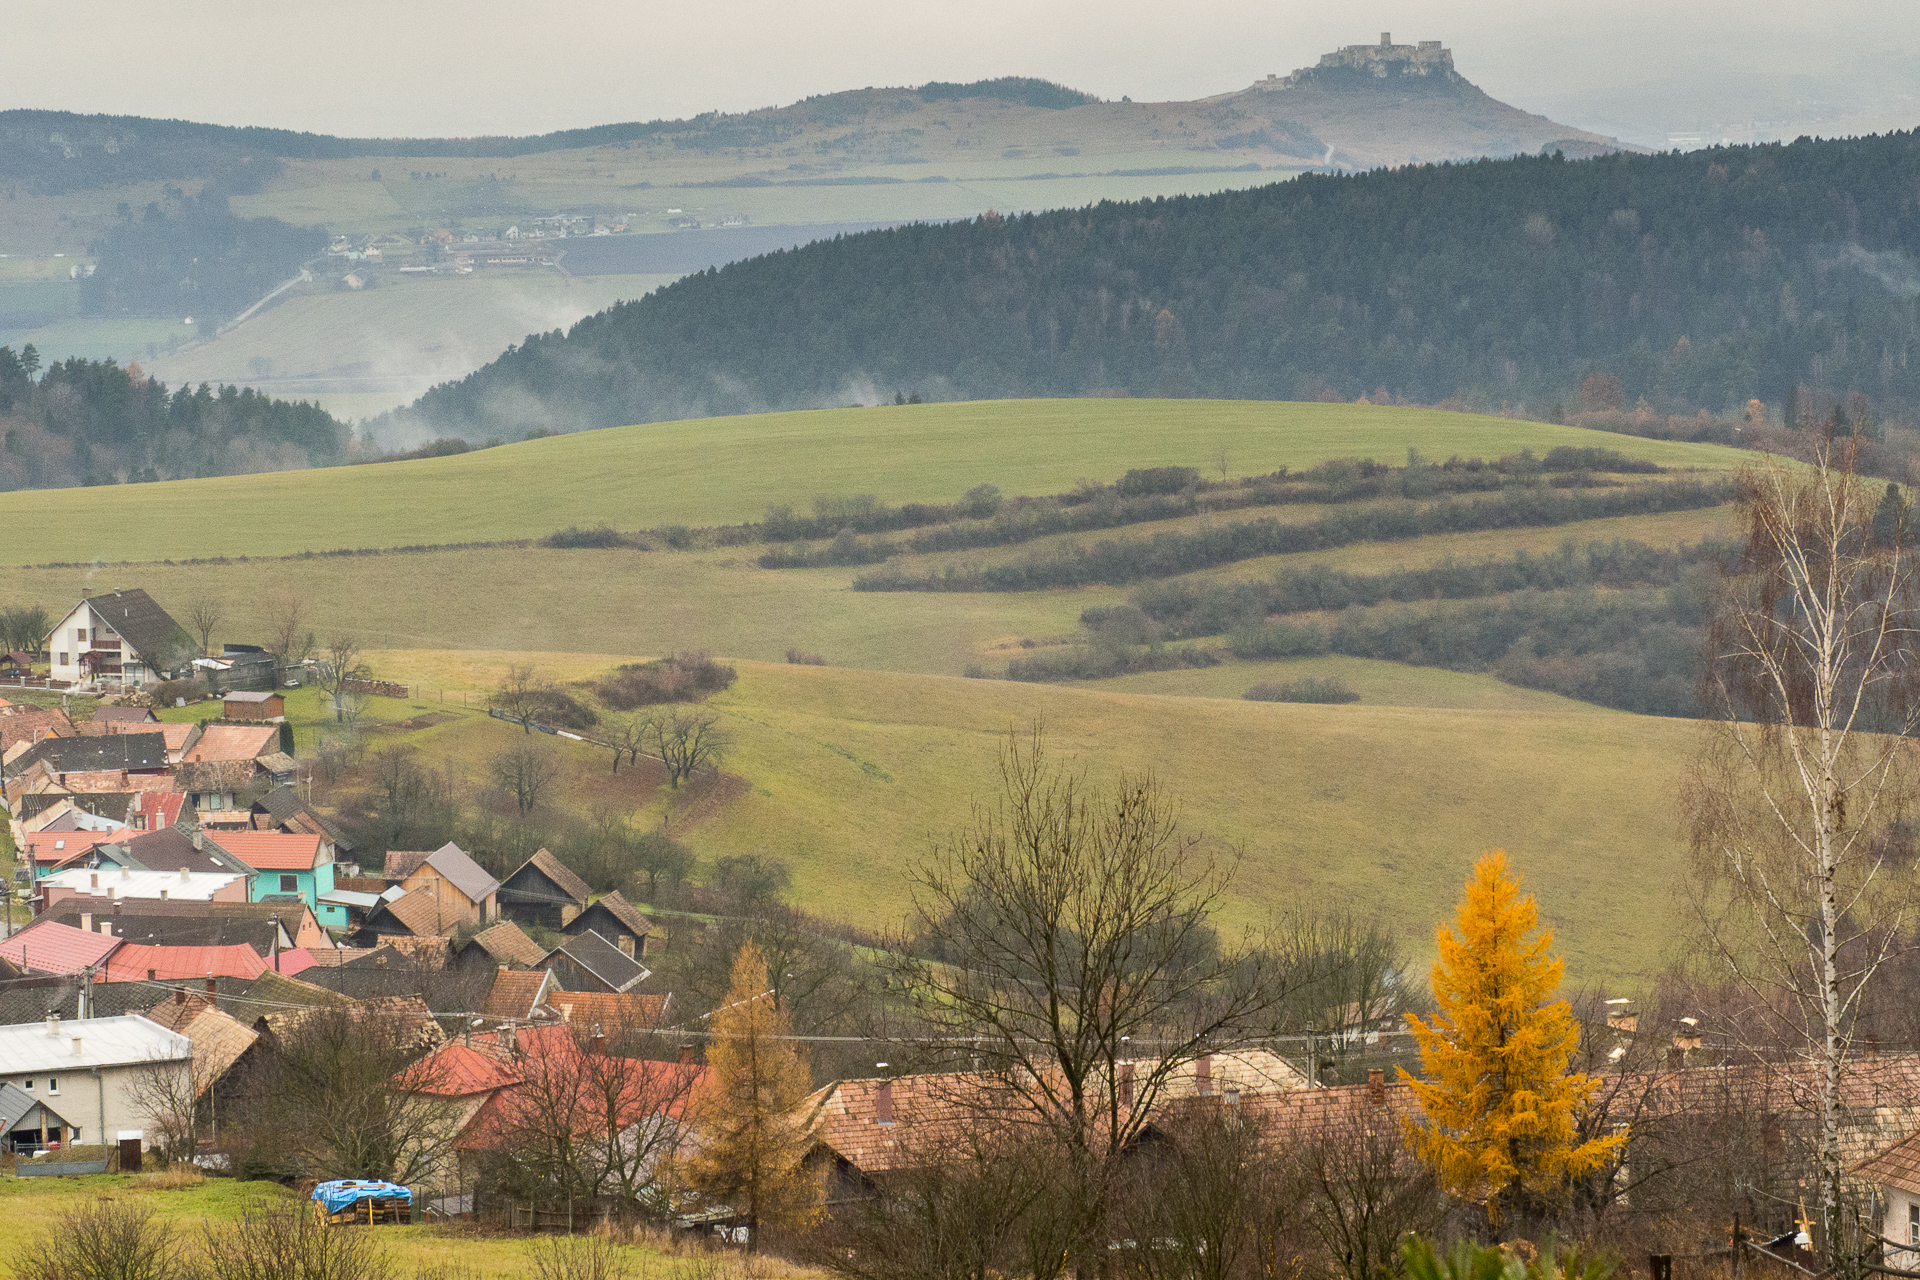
595,652,738,708
856,479,1731,592
1245,677,1361,704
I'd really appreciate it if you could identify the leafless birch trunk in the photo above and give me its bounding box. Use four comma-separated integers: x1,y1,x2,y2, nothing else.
1687,439,1920,1259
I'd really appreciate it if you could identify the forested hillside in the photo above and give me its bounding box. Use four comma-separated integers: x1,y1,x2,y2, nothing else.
388,131,1920,440
82,193,324,324
0,346,348,488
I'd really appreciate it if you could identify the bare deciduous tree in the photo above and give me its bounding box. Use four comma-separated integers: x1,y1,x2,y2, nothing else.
317,633,370,723
493,739,560,816
496,662,552,733
183,595,224,657
128,1048,211,1165
267,594,314,670
605,711,648,775
479,1020,701,1213
644,709,727,788
1686,441,1920,1256
888,725,1297,1274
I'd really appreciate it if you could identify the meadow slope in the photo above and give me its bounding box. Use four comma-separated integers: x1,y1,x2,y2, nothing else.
358,650,1697,985
1,399,1743,565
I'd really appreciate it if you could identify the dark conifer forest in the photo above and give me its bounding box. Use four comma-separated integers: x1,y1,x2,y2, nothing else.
389,131,1920,440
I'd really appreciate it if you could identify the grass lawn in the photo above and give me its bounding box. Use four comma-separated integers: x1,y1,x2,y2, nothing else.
347,650,1701,986
0,400,1747,565
0,1172,732,1279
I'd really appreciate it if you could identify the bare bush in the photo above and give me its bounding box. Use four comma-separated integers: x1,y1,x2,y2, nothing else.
596,653,737,709
12,1199,184,1280
196,1202,390,1280
529,1232,636,1280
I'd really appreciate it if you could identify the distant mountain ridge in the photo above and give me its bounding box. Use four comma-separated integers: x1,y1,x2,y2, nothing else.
0,78,1102,194
0,40,1623,196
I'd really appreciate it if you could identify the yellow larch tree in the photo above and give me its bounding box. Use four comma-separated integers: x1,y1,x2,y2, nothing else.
1400,849,1624,1225
681,940,823,1250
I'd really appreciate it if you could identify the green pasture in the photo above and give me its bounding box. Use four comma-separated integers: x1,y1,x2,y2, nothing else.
0,399,1747,565
0,1172,699,1278
347,649,1699,985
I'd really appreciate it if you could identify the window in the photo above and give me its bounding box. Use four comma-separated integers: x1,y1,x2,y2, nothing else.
56,653,67,666
75,628,86,643
21,1080,31,1092
45,1078,57,1095
280,874,300,893
1909,1202,1918,1246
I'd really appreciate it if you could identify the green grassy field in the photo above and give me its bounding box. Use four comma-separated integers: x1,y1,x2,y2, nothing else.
0,399,1746,565
0,1172,734,1279
333,648,1696,985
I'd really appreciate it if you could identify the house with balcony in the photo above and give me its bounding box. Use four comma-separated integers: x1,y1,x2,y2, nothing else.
42,590,191,690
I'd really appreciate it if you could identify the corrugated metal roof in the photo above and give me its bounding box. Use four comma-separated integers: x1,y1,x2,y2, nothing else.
0,921,122,975
103,943,268,983
39,866,243,903
0,1014,190,1073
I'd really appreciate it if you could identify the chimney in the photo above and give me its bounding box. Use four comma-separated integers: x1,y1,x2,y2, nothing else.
589,1026,606,1056
179,867,191,881
875,1080,895,1126
678,1044,697,1066
1119,1062,1135,1109
80,913,91,932
70,1036,83,1057
1380,31,1391,46
174,989,186,1005
121,865,131,879
44,1013,59,1037
204,978,216,998
190,831,204,851
147,968,156,981
159,890,168,900
1368,1069,1386,1105
80,587,92,598
1195,1054,1212,1096
374,954,387,969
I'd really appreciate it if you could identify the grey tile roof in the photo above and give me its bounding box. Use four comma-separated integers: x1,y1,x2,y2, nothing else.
80,589,189,667
421,842,500,905
7,732,169,776
547,930,649,993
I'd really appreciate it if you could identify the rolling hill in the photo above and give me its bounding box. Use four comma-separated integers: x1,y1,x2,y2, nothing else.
0,399,1743,565
0,398,1756,982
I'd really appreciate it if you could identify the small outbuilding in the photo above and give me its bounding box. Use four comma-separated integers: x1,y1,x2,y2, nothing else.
222,690,285,722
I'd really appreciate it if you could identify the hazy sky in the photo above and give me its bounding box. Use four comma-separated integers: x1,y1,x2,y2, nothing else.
6,0,1915,141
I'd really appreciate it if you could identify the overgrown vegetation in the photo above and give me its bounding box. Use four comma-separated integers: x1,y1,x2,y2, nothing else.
595,653,738,709
1245,676,1360,704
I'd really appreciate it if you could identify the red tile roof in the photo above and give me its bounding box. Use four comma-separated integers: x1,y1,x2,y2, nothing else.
181,724,279,763
21,827,132,869
104,942,268,982
482,969,558,1020
0,920,122,974
208,832,323,871
396,1041,525,1097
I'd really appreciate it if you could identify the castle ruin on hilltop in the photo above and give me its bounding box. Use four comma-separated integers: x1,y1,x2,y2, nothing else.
1255,34,1459,91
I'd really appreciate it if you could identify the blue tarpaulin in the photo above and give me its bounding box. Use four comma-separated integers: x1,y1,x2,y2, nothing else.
311,1180,412,1214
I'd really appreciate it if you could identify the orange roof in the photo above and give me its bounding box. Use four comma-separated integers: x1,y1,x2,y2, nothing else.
482,969,557,1019
549,991,673,1031
181,724,279,763
22,826,132,868
209,831,323,871
104,942,268,982
396,1041,524,1097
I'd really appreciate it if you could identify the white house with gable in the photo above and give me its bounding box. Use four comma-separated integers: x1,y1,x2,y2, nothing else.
43,589,191,689
0,1015,192,1149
